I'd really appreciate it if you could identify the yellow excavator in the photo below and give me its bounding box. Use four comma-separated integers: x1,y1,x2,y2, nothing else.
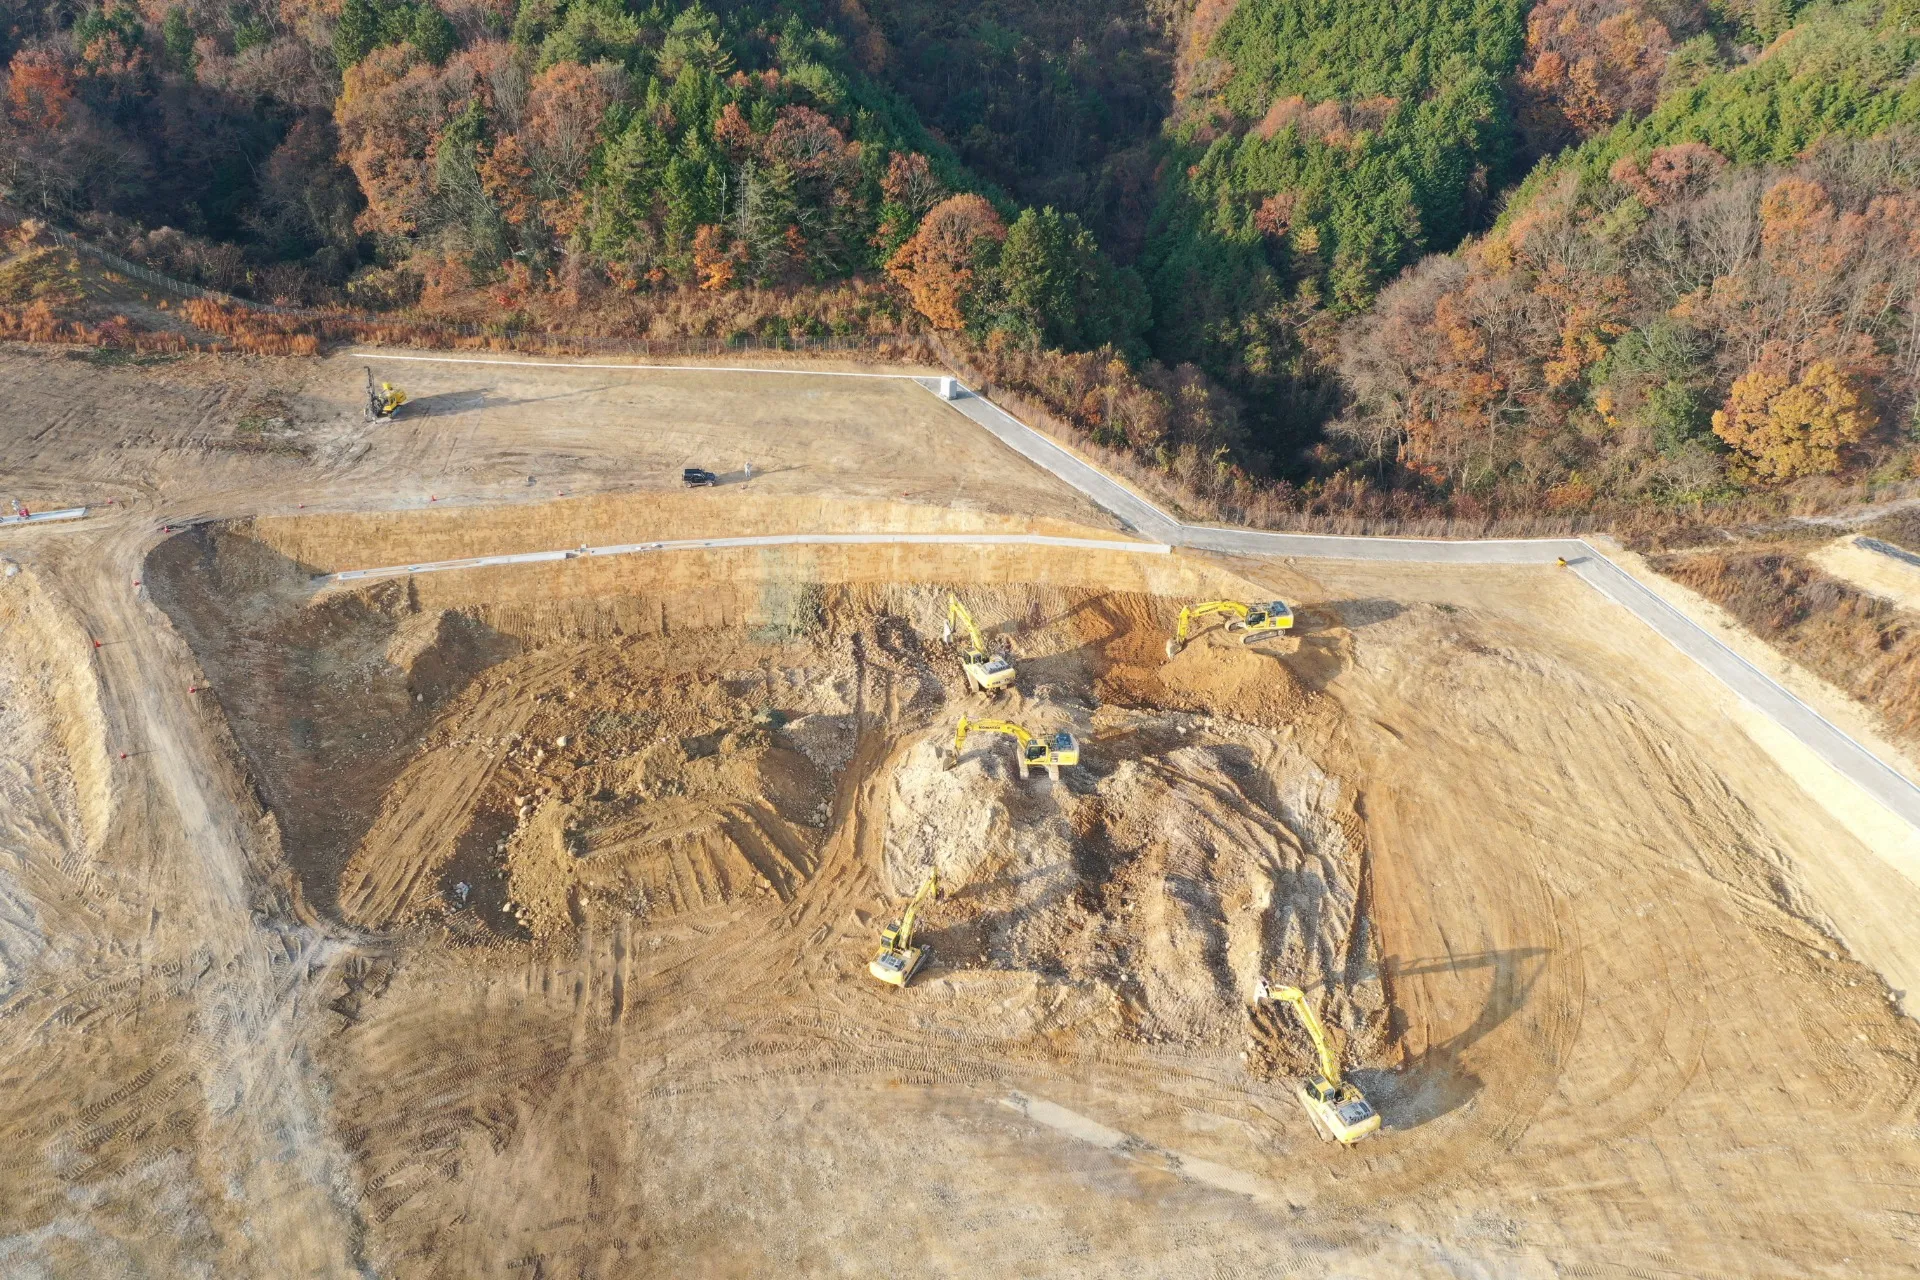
870,868,939,987
365,367,407,422
1256,979,1381,1145
943,594,1017,693
1165,599,1294,657
952,715,1079,781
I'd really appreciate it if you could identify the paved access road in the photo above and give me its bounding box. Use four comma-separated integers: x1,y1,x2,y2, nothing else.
944,383,1920,834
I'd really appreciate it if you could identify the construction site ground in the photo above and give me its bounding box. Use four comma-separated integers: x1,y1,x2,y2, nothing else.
4,343,1920,1279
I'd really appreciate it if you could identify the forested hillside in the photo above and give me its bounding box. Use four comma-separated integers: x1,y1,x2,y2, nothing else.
2,0,1918,522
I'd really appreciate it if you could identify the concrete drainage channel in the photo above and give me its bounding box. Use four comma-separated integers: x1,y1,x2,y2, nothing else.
314,531,1171,585
0,507,89,526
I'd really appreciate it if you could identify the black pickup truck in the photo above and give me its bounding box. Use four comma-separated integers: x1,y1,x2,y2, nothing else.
682,467,719,487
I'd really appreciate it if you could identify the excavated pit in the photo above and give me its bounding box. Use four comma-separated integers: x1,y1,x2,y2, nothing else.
146,510,1390,1065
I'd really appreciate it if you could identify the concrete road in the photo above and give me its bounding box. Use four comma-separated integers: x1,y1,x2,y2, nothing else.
941,383,1920,834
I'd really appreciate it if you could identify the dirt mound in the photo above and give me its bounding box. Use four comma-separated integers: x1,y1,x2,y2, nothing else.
0,567,115,998
0,566,113,860
339,636,856,934
883,696,1383,1052
501,737,823,936
1100,624,1316,729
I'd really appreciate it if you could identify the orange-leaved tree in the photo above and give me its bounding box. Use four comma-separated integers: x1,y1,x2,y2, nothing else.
337,45,467,236
884,194,1004,330
5,49,75,131
1513,0,1672,153
692,224,736,290
1712,358,1875,480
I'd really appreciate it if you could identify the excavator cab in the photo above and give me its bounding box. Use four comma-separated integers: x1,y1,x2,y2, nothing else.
1297,1076,1380,1144
1240,601,1294,634
966,649,1016,691
1021,732,1079,773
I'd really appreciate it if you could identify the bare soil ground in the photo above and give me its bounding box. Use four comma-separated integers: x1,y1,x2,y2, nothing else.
4,342,1920,1278
1814,534,1920,613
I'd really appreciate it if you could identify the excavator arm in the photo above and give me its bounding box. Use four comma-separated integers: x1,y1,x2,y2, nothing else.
955,715,1032,757
1258,981,1344,1086
944,594,987,652
1173,600,1251,645
894,868,938,952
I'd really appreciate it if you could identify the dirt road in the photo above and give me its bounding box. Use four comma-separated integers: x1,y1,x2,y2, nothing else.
4,342,1920,1278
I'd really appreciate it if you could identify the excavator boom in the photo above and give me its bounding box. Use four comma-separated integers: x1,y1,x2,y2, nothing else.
1174,600,1250,644
944,595,986,652
1260,982,1343,1085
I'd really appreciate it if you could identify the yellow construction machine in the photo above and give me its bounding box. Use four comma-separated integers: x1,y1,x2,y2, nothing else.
943,594,1017,693
1256,978,1380,1145
952,715,1079,781
1165,599,1294,657
365,367,407,421
870,868,939,987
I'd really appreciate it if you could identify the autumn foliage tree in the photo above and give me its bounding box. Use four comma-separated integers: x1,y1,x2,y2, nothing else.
885,193,1005,330
1341,132,1920,506
1513,0,1680,155
1712,358,1875,480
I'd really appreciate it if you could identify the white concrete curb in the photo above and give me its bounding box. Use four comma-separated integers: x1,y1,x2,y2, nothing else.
0,507,88,526
315,531,1170,584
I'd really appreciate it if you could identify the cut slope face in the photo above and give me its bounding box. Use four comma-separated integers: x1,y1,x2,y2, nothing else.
145,524,519,919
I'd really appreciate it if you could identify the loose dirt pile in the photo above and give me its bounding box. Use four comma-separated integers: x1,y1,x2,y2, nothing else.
0,565,112,863
883,645,1384,1056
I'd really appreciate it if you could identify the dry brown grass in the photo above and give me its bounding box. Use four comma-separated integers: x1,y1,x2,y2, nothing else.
1653,549,1920,745
0,303,196,352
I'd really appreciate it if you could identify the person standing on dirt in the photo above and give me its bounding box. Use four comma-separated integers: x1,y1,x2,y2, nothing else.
743,460,752,482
